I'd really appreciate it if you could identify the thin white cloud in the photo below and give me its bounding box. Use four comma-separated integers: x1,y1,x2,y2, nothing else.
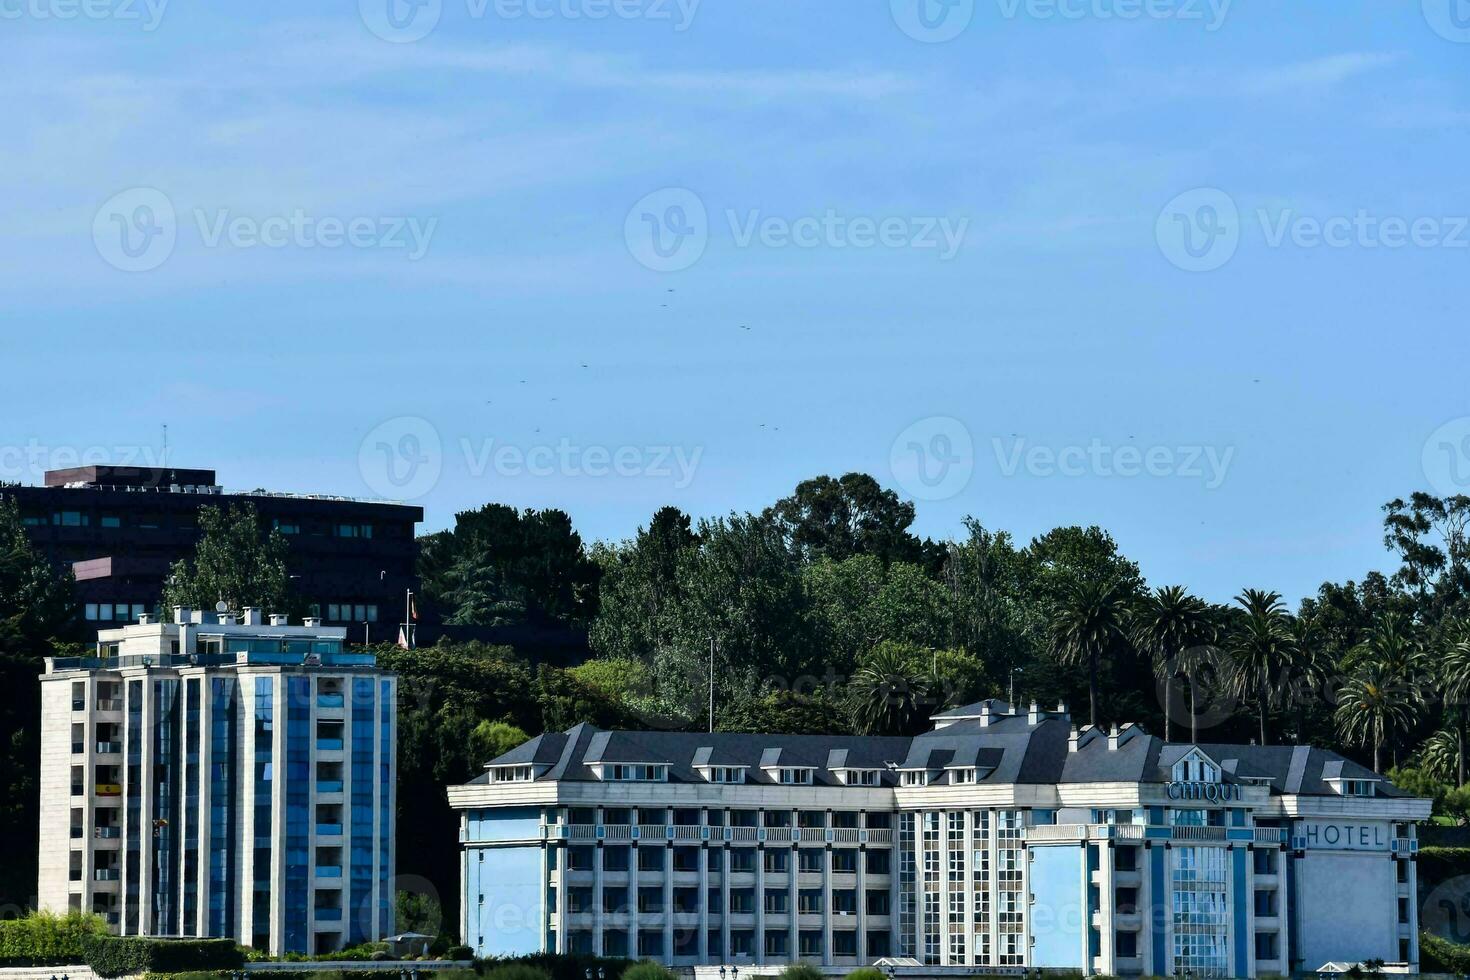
1235,51,1402,97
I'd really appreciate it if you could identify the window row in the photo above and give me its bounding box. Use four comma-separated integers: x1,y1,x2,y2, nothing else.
559,885,890,916
566,927,890,960
563,845,891,875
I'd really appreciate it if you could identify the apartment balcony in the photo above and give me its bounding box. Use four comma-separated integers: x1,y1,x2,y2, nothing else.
317,780,345,794
316,823,344,837
96,783,122,797
95,826,122,841
96,741,121,755
94,869,120,881
96,698,122,714
314,907,344,921
316,865,344,879
317,693,345,710
316,738,344,752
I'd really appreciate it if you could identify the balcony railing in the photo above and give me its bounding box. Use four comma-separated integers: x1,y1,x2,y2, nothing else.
316,823,344,836
96,826,121,839
317,780,344,793
316,738,344,751
94,869,120,881
317,866,343,878
314,907,343,921
317,694,345,709
96,742,121,754
96,699,122,712
96,783,122,797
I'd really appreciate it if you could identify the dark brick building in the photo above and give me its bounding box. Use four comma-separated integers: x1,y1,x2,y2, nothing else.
1,464,422,643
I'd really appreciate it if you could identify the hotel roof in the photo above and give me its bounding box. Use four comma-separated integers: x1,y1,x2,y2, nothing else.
470,699,1403,798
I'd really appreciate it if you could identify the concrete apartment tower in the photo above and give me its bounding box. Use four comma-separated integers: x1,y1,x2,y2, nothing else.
37,607,397,956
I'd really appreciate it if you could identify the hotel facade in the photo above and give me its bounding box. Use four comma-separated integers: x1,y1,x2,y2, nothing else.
37,609,397,956
448,700,1429,977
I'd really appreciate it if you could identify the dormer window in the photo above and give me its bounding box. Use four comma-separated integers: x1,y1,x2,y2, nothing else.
1172,753,1219,783
608,764,667,782
837,769,882,787
1340,779,1375,797
487,765,534,783
709,766,745,784
951,768,977,785
778,768,813,785
900,770,928,787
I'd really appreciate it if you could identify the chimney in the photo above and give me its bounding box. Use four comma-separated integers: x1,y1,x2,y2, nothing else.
268,613,288,627
242,607,262,626
303,616,321,628
218,613,238,626
139,612,153,626
980,702,992,727
1108,723,1120,750
1068,726,1080,753
1027,700,1040,724
173,606,190,625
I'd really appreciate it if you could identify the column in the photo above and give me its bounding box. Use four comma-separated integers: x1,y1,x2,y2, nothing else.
720,824,731,965
912,812,924,960
698,831,709,962
855,832,867,967
593,832,605,956
755,831,766,965
1097,842,1115,975
821,842,832,966
1407,847,1420,970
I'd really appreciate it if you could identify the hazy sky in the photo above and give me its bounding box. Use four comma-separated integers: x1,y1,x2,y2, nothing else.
4,0,1469,605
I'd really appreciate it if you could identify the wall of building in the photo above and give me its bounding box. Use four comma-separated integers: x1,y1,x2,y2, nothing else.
1295,849,1398,968
1028,845,1083,969
465,845,544,957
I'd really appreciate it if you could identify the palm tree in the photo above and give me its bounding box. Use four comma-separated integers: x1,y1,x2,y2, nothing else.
1227,589,1297,746
850,641,933,735
1285,612,1332,744
1418,727,1462,784
1439,629,1470,786
1336,662,1420,773
1344,613,1427,768
1131,585,1214,742
1048,575,1133,727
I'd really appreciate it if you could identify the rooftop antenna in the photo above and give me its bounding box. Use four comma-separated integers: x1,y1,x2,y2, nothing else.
161,423,168,468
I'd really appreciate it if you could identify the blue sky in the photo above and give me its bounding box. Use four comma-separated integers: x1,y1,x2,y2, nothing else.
3,0,1469,606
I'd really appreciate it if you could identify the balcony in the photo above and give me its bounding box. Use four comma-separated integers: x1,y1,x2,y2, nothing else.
317,694,345,709
317,865,343,878
94,869,120,881
316,738,344,752
96,699,122,712
96,742,121,755
96,826,121,839
96,783,122,797
316,823,344,837
314,907,343,921
317,780,344,794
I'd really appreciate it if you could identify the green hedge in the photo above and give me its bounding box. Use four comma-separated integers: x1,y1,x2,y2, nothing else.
0,910,109,966
479,953,631,980
80,935,245,977
1422,932,1470,974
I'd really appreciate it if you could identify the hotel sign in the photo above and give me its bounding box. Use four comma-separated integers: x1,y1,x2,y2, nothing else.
1293,822,1390,851
1166,781,1241,803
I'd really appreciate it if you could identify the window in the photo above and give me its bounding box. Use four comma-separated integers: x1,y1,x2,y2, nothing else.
1253,849,1278,875
866,889,890,915
799,889,823,913
609,764,666,782
833,889,857,915
601,888,624,914
637,930,662,958
799,930,822,957
1117,931,1139,958
764,930,788,957
603,846,630,872
709,766,745,784
764,849,789,873
831,850,857,873
1115,846,1139,872
274,520,301,535
1116,887,1138,914
841,769,882,786
707,888,722,914
778,768,813,785
334,523,373,539
637,887,662,914
798,849,823,873
866,849,890,874
567,846,594,871
637,848,664,872
52,511,88,527
730,930,754,957
1253,890,1276,917
764,888,788,914
729,888,755,914
730,849,756,873
951,768,977,784
1342,779,1376,797
832,930,857,957
901,770,927,786
1255,932,1279,961
100,515,121,528
672,847,699,872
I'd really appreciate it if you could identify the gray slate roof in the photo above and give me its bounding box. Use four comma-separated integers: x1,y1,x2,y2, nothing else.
468,714,1407,798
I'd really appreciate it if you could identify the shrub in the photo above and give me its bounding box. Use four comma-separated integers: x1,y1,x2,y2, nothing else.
845,969,885,980
484,964,555,980
619,962,676,980
447,946,474,961
778,965,823,980
483,953,632,980
0,909,109,966
80,935,245,977
1422,932,1470,974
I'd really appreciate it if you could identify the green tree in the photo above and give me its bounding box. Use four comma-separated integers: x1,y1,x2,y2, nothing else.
1439,629,1470,785
469,720,530,766
0,496,79,911
1131,585,1214,742
801,555,953,677
765,473,936,568
161,502,291,613
1336,661,1420,773
849,640,933,735
589,506,697,661
1227,589,1297,746
418,504,599,627
1047,575,1134,727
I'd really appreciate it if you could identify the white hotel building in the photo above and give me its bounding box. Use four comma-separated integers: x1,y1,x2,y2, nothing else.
448,700,1429,977
37,608,397,956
